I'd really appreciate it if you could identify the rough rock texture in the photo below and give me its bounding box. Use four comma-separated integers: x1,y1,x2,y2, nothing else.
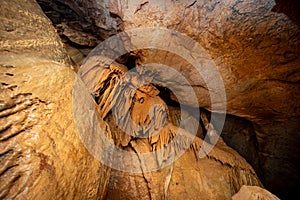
0,0,110,199
2,0,299,199
36,0,124,60
232,185,280,200
209,113,263,177
43,0,300,199
79,52,262,199
106,148,261,200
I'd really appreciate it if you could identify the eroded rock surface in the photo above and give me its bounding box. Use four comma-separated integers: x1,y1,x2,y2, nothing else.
45,0,300,199
0,0,110,199
79,51,262,199
1,0,299,199
36,0,124,60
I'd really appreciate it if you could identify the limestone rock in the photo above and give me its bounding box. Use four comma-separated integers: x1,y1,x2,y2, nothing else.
0,0,110,199
80,53,262,200
7,0,300,199
64,0,299,198
36,0,124,47
106,147,262,200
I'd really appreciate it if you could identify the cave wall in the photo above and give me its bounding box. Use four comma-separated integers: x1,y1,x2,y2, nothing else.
36,0,300,199
0,0,299,199
0,0,110,199
121,1,300,199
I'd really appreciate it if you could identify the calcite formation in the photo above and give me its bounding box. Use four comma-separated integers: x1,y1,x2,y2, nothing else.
77,43,262,199
0,0,299,199
39,0,299,199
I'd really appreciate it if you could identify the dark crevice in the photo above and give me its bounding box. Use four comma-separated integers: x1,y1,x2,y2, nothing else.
1,82,9,86
0,149,13,161
0,129,25,142
210,112,263,178
60,35,97,49
272,0,300,27
156,86,180,108
116,52,140,70
134,1,149,14
0,164,19,177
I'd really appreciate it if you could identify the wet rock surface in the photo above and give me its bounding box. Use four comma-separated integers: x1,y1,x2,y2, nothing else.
1,0,299,199
79,57,262,199
0,0,110,199
64,0,299,198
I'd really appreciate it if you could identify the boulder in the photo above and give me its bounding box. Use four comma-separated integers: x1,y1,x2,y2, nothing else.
232,185,280,200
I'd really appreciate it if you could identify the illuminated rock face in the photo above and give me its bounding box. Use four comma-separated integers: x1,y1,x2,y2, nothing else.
1,0,299,199
79,55,262,199
44,0,299,199
0,0,110,199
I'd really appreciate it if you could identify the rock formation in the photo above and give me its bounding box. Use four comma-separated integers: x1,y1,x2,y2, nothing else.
38,0,299,199
1,0,299,199
78,51,262,199
0,0,110,199
42,0,300,197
